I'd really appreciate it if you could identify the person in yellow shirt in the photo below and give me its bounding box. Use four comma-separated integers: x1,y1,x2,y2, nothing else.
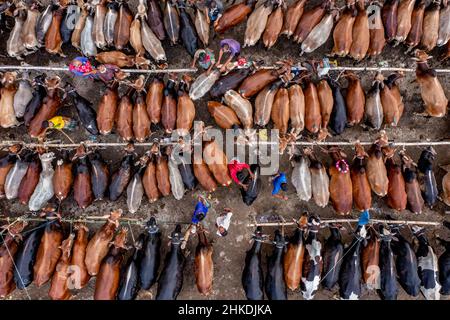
43,116,77,131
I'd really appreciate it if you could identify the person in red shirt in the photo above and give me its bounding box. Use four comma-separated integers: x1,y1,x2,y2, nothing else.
228,158,254,190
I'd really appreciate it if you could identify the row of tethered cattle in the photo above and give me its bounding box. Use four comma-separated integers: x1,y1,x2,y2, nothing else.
236,0,450,58
0,48,448,144
4,0,450,61
193,49,447,145
0,130,449,215
0,209,449,300
6,0,205,61
242,215,450,300
0,71,198,140
0,209,210,300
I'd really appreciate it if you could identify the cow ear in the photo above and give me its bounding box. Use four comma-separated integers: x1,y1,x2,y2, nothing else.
340,150,347,158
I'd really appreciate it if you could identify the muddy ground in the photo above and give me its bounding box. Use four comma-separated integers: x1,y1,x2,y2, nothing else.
0,0,449,300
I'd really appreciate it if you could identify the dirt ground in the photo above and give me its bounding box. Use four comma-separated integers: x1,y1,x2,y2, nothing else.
0,0,449,300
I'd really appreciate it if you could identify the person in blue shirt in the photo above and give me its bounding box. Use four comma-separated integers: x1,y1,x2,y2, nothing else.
191,195,210,224
182,195,211,249
270,172,288,200
358,210,370,226
207,0,223,22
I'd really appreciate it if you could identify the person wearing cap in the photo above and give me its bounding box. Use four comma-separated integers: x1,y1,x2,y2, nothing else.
216,208,233,237
228,158,254,190
270,171,288,200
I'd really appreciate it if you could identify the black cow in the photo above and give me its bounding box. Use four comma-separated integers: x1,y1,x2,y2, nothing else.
413,226,441,300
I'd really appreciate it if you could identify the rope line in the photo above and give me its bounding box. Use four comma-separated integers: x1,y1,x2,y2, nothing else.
0,220,55,247
262,66,450,74
247,218,441,227
0,140,449,149
1,64,450,74
0,65,198,74
0,216,191,227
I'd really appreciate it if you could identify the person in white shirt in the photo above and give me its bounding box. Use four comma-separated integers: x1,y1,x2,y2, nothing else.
216,208,233,237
